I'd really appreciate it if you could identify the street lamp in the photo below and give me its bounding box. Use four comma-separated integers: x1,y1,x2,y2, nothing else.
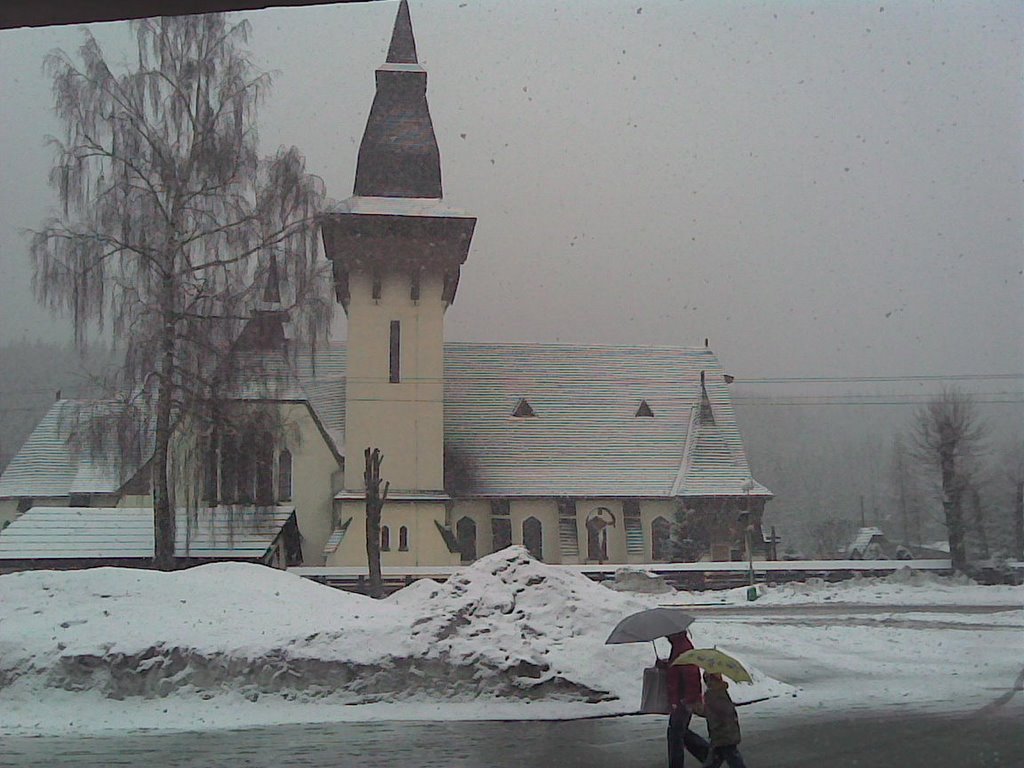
741,479,756,590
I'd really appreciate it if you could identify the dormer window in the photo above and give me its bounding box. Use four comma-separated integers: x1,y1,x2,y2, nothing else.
512,398,536,418
635,400,654,417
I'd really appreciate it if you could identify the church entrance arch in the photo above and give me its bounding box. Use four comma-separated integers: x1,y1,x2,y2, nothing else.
456,516,477,562
523,517,543,561
651,516,672,561
585,507,616,562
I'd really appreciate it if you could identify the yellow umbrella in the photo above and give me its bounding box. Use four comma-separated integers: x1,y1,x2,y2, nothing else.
671,648,752,683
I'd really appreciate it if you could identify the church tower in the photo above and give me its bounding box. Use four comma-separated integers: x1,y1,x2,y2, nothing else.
320,0,475,565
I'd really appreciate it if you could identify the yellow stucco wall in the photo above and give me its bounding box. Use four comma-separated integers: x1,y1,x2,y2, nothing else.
280,403,342,565
342,269,446,493
327,498,460,567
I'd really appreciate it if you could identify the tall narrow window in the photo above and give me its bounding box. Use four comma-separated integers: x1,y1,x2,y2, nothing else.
523,517,543,561
372,270,382,300
203,433,219,503
220,432,238,504
236,429,256,504
381,525,391,552
277,449,293,502
255,433,274,505
410,270,421,301
456,516,477,562
399,525,409,551
389,320,401,383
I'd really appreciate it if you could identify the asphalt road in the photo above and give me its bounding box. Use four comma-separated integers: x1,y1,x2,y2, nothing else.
4,704,1022,768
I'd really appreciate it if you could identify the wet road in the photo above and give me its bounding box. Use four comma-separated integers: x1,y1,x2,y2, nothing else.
4,705,1021,768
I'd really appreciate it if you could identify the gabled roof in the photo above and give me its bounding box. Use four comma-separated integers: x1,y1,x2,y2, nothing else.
0,401,145,499
0,506,295,561
4,343,770,502
291,341,770,498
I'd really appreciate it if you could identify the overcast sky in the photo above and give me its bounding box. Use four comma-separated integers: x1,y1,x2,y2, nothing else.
0,0,1021,384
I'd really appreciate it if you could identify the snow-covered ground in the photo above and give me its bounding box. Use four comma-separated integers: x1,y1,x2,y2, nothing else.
0,547,1020,735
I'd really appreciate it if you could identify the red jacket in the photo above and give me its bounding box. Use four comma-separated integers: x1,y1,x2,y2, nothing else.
665,634,701,708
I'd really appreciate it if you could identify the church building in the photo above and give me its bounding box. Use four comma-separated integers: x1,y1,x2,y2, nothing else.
0,1,771,572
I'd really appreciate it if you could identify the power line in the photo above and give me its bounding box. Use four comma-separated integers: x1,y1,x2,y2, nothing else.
737,373,1024,384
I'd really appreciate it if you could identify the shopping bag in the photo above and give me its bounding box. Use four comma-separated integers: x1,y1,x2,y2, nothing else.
639,665,670,714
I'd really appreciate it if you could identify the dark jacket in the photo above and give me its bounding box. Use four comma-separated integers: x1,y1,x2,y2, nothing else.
696,681,741,746
663,634,701,709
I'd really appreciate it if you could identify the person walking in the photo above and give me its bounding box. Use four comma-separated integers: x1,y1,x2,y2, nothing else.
659,630,710,768
693,671,748,768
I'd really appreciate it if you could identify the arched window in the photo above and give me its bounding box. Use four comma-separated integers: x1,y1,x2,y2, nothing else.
399,525,409,551
381,525,391,552
523,517,543,561
277,449,293,502
236,428,256,504
219,432,238,503
585,508,615,562
255,432,275,505
456,516,477,562
652,516,672,561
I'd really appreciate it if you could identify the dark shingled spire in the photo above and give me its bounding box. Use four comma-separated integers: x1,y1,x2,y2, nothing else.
262,250,281,304
354,0,442,199
386,0,418,64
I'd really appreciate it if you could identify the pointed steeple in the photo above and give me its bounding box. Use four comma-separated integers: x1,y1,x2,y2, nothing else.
262,250,281,304
699,370,716,425
236,253,288,352
353,0,442,199
386,0,418,64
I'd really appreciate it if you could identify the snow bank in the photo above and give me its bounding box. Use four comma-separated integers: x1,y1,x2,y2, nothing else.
19,547,1020,736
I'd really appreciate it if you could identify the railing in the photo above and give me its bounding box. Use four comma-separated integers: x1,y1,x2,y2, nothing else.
289,558,1023,595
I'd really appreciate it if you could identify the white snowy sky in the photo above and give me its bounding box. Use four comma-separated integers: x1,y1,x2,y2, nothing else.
0,0,1021,382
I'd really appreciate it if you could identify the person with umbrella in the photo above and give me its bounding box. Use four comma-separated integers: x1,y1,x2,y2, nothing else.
662,630,710,768
692,671,748,768
605,608,710,767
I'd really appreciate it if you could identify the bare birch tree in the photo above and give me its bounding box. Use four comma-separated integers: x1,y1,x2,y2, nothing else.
910,388,987,572
30,15,331,569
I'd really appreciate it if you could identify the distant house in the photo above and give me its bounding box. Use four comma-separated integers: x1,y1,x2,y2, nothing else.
0,506,299,573
846,527,915,560
0,1,771,572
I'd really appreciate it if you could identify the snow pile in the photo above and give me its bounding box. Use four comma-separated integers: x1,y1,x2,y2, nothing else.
0,551,1016,737
388,548,791,710
391,546,649,703
0,563,408,703
0,547,794,731
751,569,1024,607
605,567,674,594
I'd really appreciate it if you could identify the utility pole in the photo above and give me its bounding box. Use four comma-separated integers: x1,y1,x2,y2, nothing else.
1015,480,1023,562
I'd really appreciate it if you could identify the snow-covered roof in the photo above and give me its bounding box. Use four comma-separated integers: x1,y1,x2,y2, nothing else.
0,506,294,561
329,196,473,219
3,343,769,502
0,401,143,499
848,527,887,555
295,342,769,498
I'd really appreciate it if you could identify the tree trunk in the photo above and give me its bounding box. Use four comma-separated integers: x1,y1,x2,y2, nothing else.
153,297,177,570
968,484,990,560
940,453,968,572
363,447,388,599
